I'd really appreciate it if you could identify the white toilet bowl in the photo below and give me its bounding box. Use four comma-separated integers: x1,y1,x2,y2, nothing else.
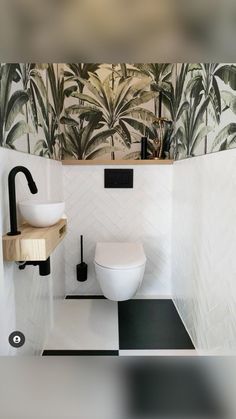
94,242,146,301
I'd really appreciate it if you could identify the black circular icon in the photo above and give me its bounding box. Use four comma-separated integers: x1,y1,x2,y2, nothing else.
8,331,25,348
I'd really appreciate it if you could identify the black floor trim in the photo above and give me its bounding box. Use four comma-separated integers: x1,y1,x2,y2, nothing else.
42,350,118,356
65,295,106,299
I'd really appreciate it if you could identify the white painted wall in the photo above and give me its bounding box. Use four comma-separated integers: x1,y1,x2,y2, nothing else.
63,164,173,297
172,149,236,354
0,148,65,355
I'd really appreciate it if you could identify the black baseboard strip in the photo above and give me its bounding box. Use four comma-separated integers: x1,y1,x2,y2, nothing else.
65,295,106,299
42,350,118,356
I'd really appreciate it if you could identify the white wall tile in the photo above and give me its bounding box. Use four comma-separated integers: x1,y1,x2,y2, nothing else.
0,148,65,355
172,149,236,354
63,165,172,296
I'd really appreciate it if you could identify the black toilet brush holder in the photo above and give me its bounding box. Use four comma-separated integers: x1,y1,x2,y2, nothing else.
77,235,88,282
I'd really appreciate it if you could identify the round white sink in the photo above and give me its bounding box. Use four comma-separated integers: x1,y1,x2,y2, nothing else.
19,200,65,228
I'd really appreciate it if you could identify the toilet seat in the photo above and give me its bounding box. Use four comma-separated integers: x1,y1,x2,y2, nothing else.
95,242,146,270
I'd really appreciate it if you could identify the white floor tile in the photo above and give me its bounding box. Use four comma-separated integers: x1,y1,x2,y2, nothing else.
44,300,119,350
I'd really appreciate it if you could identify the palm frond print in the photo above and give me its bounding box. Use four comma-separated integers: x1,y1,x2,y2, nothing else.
1,63,236,160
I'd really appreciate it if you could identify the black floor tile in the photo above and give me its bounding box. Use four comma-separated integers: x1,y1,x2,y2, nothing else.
118,299,194,350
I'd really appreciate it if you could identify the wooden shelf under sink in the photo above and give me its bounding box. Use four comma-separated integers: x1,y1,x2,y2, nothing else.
62,159,173,166
2,219,67,262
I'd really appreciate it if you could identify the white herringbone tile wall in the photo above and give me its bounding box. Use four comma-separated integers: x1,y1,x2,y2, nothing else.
0,148,65,355
63,165,172,296
172,148,236,354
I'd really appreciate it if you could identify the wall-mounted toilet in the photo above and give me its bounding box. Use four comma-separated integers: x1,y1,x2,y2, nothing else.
94,242,146,301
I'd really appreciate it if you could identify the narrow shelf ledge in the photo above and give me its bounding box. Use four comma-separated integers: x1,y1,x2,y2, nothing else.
62,159,173,166
2,219,67,262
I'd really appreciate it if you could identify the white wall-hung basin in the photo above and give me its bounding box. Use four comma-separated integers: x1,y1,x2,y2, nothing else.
19,200,65,228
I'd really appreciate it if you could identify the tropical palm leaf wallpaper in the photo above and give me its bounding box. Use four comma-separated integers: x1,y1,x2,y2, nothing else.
1,63,236,161
0,63,63,159
172,64,236,159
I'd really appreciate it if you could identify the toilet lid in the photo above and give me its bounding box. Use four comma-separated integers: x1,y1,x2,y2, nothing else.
95,242,146,269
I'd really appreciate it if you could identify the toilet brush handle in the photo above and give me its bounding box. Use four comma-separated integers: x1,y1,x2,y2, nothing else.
80,235,83,263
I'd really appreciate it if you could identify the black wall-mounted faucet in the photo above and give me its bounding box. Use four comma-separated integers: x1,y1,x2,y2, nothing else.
7,166,38,236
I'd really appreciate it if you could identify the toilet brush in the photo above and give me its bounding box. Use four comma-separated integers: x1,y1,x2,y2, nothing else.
77,235,88,282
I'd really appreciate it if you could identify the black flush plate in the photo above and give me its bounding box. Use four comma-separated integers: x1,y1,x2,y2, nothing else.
104,169,133,188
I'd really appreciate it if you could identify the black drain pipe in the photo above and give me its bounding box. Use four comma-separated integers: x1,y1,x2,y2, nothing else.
18,257,51,276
